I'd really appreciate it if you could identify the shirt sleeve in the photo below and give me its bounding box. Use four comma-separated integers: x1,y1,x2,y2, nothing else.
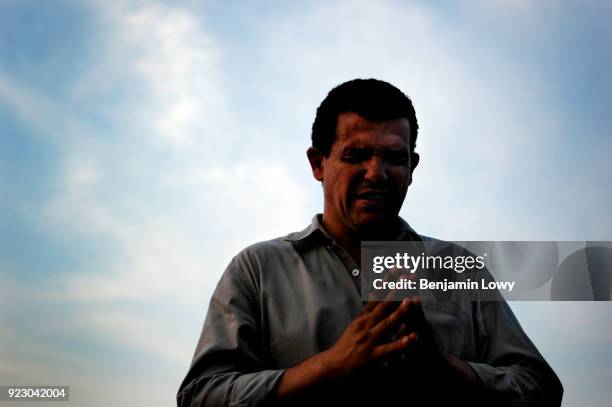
177,257,285,406
466,300,563,406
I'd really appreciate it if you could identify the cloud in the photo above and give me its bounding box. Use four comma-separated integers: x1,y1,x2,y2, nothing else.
2,0,310,305
70,1,231,153
2,2,310,402
43,161,307,304
250,0,552,239
0,71,91,143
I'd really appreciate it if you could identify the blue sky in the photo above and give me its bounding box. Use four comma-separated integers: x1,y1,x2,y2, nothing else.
1,1,611,405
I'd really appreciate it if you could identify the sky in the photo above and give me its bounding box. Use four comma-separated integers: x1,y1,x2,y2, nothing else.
1,0,611,405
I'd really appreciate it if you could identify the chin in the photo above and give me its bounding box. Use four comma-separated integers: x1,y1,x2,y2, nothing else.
354,213,395,235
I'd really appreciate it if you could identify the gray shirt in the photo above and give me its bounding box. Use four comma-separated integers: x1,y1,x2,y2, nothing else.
177,215,562,406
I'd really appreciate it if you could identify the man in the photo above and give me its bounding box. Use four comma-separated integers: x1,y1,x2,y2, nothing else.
178,79,563,405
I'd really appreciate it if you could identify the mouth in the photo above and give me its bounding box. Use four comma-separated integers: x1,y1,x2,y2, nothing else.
354,190,388,202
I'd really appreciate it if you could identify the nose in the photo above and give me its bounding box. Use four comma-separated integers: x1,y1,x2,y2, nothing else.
363,155,387,183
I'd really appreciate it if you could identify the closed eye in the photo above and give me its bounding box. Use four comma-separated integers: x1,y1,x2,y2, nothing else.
384,151,409,166
341,148,373,163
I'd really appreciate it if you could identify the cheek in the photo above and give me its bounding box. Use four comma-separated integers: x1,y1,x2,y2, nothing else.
390,169,411,186
328,166,358,189
389,178,411,202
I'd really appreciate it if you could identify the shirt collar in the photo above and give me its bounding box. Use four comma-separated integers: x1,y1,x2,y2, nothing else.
284,214,421,242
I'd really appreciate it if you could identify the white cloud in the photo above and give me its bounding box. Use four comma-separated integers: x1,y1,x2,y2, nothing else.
0,71,93,145
2,2,309,402
252,1,536,238
41,160,307,302
74,0,228,151
76,310,187,365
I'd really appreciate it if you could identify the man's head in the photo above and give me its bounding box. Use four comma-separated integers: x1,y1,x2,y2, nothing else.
307,79,420,238
311,78,419,156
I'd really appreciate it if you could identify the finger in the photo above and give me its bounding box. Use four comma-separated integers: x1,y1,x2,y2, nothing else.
368,277,393,302
385,267,413,296
399,297,422,322
397,322,408,337
369,267,412,301
367,268,393,302
368,288,386,302
368,297,402,325
370,299,413,340
371,333,417,361
383,279,408,302
361,300,380,314
400,300,442,354
383,266,403,282
409,297,426,324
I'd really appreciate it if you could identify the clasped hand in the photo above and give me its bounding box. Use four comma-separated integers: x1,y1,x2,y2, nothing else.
322,296,446,379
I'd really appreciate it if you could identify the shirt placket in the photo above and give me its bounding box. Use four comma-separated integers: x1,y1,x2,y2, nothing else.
324,239,361,293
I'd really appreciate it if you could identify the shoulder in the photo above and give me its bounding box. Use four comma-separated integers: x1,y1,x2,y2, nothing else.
224,232,307,292
416,234,470,253
417,234,443,243
231,217,320,267
232,234,299,269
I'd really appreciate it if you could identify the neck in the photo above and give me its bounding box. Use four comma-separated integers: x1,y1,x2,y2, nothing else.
321,215,400,266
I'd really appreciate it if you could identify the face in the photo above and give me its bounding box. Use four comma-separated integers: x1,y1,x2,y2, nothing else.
308,112,419,237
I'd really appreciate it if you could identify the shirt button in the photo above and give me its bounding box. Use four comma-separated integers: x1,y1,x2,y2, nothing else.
351,268,360,277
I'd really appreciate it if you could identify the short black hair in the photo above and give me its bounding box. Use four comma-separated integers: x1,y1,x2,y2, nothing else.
311,78,419,156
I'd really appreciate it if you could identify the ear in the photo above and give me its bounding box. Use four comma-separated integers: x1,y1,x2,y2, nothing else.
307,147,325,182
408,152,420,185
410,152,420,172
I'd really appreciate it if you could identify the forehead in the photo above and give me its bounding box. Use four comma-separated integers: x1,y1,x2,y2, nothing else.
334,112,411,150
